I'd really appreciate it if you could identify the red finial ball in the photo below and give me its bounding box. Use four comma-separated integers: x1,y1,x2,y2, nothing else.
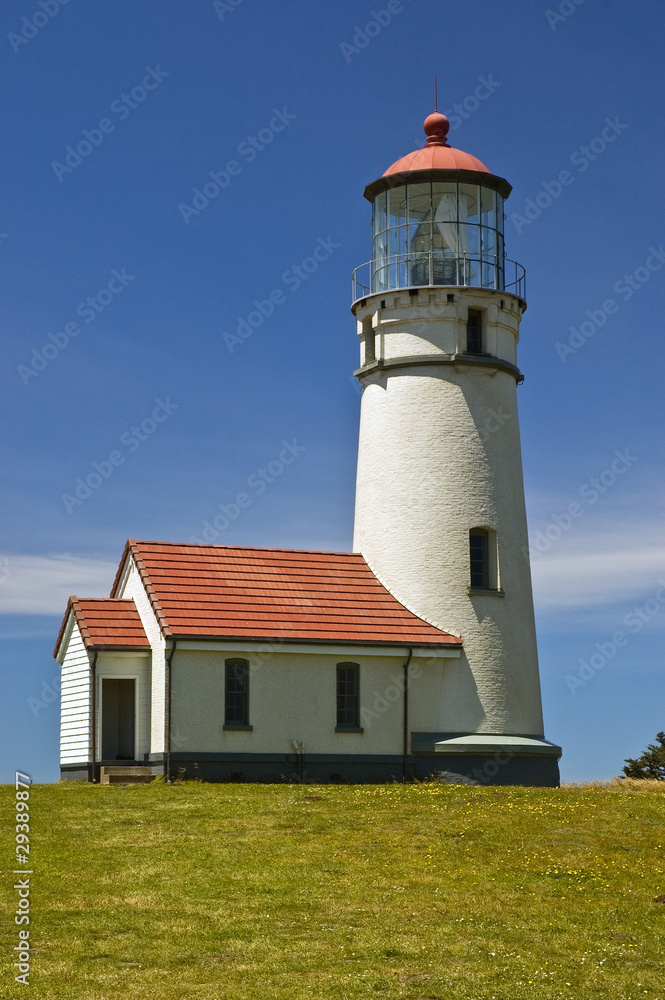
423,111,450,147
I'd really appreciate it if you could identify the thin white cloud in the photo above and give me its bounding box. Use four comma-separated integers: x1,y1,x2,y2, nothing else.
0,555,116,615
530,535,665,613
524,479,665,616
2,515,663,626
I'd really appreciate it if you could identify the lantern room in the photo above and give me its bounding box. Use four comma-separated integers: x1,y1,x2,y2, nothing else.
352,111,525,304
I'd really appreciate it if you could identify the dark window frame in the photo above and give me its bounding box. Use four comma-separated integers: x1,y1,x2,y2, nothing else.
336,662,361,730
224,658,250,727
466,308,483,354
469,528,490,590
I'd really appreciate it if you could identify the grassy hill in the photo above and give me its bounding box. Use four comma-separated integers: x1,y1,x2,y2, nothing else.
1,779,664,999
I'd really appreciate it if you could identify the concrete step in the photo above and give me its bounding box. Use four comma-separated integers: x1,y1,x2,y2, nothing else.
99,766,155,785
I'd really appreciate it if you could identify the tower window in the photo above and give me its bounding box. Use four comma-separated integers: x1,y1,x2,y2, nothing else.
466,309,483,354
469,529,490,589
224,659,249,727
336,662,360,729
362,318,375,364
469,528,500,591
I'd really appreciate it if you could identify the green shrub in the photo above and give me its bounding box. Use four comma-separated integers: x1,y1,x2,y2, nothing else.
623,730,665,780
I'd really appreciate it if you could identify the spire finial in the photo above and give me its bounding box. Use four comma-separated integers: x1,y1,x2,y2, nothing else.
424,75,448,146
423,107,450,147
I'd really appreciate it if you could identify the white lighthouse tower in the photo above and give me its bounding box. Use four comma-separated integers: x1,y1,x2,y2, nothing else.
352,109,561,784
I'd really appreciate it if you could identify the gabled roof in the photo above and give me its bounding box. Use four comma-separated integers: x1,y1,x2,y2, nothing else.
111,539,461,648
54,597,150,658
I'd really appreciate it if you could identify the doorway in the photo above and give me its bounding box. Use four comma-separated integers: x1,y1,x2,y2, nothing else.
101,679,136,760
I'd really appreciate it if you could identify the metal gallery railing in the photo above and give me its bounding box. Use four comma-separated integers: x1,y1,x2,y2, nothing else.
351,252,526,305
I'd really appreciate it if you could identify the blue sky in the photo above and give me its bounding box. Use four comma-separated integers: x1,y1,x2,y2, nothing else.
1,0,663,784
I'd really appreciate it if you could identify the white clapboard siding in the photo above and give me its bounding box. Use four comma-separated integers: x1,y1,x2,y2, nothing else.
59,620,91,765
116,558,165,754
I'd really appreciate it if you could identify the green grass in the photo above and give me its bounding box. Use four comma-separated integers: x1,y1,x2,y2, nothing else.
1,779,664,999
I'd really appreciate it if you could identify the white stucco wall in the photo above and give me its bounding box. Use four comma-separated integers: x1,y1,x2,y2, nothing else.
353,289,544,737
169,647,457,756
115,557,165,754
59,621,91,765
357,287,522,367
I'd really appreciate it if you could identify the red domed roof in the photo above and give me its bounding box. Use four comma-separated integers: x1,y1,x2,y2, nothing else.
384,144,490,175
383,111,490,176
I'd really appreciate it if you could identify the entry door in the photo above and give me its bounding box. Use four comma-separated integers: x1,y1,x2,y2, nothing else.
101,679,136,760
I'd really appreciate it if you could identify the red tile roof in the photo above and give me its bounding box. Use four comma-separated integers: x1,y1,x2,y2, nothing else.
54,597,150,657
111,539,461,647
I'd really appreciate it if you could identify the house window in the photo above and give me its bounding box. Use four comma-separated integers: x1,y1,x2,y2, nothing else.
469,528,490,589
224,659,249,727
466,309,483,354
336,662,360,730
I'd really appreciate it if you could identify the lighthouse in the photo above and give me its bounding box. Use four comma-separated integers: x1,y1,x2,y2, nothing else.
352,109,561,784
55,106,561,788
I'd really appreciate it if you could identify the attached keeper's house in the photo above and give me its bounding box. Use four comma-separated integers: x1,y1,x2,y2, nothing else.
55,108,562,785
54,539,470,783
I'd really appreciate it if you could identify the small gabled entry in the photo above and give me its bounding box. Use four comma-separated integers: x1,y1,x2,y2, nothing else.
101,678,136,761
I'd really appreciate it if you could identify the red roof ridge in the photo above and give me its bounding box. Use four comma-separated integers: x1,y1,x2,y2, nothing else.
358,553,462,641
125,538,368,558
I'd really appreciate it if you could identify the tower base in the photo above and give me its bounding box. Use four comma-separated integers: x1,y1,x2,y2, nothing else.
413,732,562,787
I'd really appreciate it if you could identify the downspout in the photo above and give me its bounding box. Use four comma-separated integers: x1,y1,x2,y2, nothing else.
165,640,177,782
402,647,413,782
292,741,305,783
90,652,98,783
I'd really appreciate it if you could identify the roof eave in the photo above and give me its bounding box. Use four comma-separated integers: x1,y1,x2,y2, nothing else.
364,168,512,202
166,633,462,648
88,644,152,652
53,598,77,661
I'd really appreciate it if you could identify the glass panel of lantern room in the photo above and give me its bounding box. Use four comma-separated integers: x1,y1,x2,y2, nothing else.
407,182,433,285
459,184,480,223
496,232,505,291
407,182,431,222
372,191,388,292
386,186,406,286
387,187,407,263
458,183,480,285
432,181,458,247
372,254,388,293
481,223,497,288
481,186,497,231
387,186,407,253
373,190,387,236
431,181,459,285
481,225,497,255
